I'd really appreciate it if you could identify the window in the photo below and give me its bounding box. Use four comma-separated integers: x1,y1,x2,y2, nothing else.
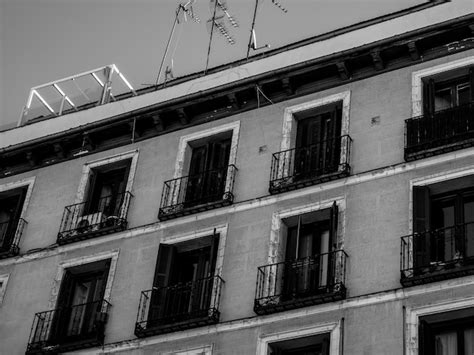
405,63,474,161
270,92,351,194
27,259,112,353
255,202,347,315
159,122,239,220
293,102,342,180
423,67,474,115
268,333,330,355
419,308,474,355
401,175,474,285
0,186,28,258
58,158,133,244
136,232,225,337
185,134,231,207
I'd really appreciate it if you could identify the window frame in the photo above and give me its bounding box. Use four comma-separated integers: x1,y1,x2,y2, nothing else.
257,322,341,355
405,297,474,355
48,250,119,310
169,121,240,207
411,56,474,117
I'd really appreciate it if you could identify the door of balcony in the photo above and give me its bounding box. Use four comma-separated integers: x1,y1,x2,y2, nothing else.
149,234,219,326
185,138,230,206
294,105,341,180
51,260,110,344
0,188,27,252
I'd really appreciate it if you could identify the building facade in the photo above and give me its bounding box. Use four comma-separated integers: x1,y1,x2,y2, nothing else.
1,1,474,354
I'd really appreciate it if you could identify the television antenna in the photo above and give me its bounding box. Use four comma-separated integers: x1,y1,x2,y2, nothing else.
155,0,200,85
246,0,288,59
205,0,239,72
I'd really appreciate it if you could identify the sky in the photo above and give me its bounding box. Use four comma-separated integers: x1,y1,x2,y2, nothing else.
0,0,427,129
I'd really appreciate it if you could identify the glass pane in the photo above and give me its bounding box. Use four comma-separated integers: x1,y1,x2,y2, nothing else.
465,328,474,355
435,88,453,111
457,84,471,106
435,332,457,355
464,200,474,257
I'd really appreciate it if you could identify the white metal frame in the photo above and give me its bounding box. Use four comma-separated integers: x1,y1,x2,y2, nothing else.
18,64,136,126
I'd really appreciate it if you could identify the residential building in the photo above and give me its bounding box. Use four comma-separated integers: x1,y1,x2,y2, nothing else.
0,1,474,354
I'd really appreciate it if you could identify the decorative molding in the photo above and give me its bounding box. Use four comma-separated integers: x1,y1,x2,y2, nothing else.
405,296,474,355
161,344,213,355
268,197,346,265
75,149,139,204
48,249,120,309
411,55,474,117
257,321,341,355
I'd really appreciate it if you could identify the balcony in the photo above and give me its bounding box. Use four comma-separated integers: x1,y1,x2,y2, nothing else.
401,222,474,287
254,250,348,315
0,218,27,259
135,275,224,337
57,191,132,245
405,102,474,161
158,165,237,221
269,136,352,194
26,299,111,354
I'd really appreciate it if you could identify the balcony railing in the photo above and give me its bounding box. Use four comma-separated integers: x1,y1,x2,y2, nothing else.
26,299,111,354
254,250,348,315
400,222,474,287
158,165,237,221
0,218,27,259
57,191,132,245
135,275,224,337
405,102,474,161
269,135,352,194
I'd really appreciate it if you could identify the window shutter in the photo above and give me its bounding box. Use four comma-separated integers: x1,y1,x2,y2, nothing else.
329,201,339,250
149,244,176,322
208,231,220,276
419,319,434,355
423,78,435,117
469,66,474,102
152,244,176,288
413,186,431,268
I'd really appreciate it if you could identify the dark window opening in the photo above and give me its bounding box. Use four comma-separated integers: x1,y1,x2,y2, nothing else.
185,135,231,207
26,260,112,353
282,204,337,299
85,159,131,216
402,175,474,285
51,260,110,343
0,187,27,253
147,233,220,327
294,102,343,179
423,67,474,116
419,308,474,355
269,333,330,355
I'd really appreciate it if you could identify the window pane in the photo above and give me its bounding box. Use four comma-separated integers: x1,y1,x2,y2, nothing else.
435,88,453,111
464,200,474,257
435,332,457,355
465,328,474,355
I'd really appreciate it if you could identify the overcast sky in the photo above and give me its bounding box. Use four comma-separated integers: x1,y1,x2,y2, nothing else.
0,0,427,128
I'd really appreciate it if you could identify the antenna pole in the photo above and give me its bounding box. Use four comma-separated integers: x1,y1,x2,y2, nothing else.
246,0,259,60
156,5,182,86
205,0,219,74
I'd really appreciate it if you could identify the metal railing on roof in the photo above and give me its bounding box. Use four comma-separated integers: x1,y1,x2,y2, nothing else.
18,64,136,126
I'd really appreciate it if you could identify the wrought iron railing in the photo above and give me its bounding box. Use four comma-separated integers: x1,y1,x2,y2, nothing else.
158,165,237,220
26,299,111,354
135,275,224,337
269,135,352,194
254,250,348,315
401,222,474,286
57,191,132,244
405,102,474,160
0,218,27,258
